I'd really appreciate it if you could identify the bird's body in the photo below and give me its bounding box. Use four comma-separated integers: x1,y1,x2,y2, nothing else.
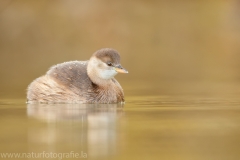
27,48,128,104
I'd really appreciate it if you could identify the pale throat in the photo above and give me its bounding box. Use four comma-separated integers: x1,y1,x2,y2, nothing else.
99,68,118,79
87,57,118,86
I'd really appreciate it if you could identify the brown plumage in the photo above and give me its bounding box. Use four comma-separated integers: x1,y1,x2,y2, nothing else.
27,48,128,104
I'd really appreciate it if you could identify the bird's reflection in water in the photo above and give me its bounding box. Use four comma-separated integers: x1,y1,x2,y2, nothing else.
27,103,124,158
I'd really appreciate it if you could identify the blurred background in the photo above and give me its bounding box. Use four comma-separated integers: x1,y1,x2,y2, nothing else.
0,0,240,98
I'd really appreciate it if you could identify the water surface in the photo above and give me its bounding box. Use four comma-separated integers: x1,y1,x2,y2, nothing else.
1,85,240,160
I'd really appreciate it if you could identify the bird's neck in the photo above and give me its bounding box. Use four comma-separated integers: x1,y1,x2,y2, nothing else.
87,58,113,87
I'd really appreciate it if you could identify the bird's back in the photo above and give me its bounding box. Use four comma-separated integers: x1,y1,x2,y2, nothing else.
27,61,91,103
47,61,92,92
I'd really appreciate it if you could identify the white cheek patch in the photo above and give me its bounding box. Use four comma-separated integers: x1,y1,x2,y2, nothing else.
99,69,118,79
90,57,118,79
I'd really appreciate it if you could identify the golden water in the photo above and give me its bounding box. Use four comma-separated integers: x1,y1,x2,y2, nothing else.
1,81,240,160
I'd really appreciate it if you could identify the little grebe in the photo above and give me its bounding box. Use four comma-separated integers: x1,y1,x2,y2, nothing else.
27,48,128,104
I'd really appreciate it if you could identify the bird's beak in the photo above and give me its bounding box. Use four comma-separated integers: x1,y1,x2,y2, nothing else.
115,65,128,73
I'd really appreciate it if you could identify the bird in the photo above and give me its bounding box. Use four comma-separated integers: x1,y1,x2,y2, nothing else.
27,48,128,104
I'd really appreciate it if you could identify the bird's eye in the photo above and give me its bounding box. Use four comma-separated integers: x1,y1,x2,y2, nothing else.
107,62,113,66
